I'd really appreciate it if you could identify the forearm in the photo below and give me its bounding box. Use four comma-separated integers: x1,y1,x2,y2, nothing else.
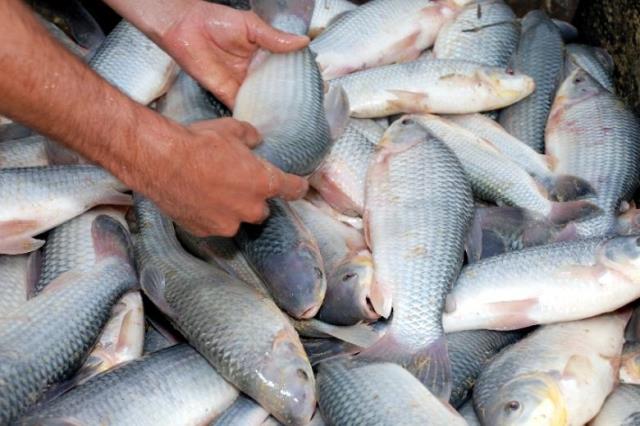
102,0,196,43
0,0,183,192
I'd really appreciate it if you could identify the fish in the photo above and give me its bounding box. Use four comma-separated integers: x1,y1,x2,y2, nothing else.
157,71,229,124
589,384,640,426
290,199,388,325
0,135,49,169
448,329,525,407
310,0,469,80
308,0,356,38
175,228,270,296
412,114,599,224
290,318,380,348
564,43,615,93
212,395,271,426
465,206,573,262
444,235,640,332
317,359,467,425
499,9,564,152
445,113,594,199
0,215,137,423
619,342,640,385
474,312,628,426
546,67,640,238
615,202,640,236
0,253,37,315
234,0,348,176
434,0,520,68
330,58,535,118
20,344,239,426
235,199,326,319
0,165,131,255
305,190,364,230
37,16,88,59
309,118,383,217
89,20,178,105
142,318,181,354
0,116,32,142
35,206,129,292
132,195,316,425
459,400,481,426
359,118,473,398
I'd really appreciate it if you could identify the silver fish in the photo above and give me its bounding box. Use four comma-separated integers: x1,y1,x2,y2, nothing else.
620,342,640,385
444,236,640,332
0,135,48,169
308,0,356,38
331,58,535,118
590,384,640,426
133,196,316,425
434,0,519,68
459,400,481,426
317,359,467,425
0,166,131,255
235,199,326,319
412,114,599,224
445,113,594,199
475,313,628,426
564,43,614,93
310,0,468,80
0,254,36,315
212,395,271,426
546,68,640,238
498,10,564,152
305,189,364,230
21,345,239,426
0,216,137,423
309,118,382,217
290,199,388,325
35,206,129,292
359,118,473,398
234,0,347,176
157,71,229,124
89,20,178,105
37,16,88,59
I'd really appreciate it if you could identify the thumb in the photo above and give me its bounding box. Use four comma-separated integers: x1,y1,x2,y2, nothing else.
247,12,309,53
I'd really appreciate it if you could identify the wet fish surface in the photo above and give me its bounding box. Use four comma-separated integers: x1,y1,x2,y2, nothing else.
308,0,356,38
212,395,270,426
0,254,34,315
0,135,48,169
563,43,615,93
589,384,640,426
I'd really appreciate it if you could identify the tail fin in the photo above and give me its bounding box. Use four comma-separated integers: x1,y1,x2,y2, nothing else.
302,338,360,365
250,0,314,35
548,175,596,201
92,215,134,264
324,84,350,140
548,199,602,225
358,333,452,400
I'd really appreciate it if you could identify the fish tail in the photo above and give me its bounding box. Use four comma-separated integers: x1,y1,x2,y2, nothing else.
91,214,134,264
548,174,596,201
358,332,452,400
303,339,361,366
548,199,602,225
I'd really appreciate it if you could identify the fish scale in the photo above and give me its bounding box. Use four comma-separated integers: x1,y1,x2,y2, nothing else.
590,384,640,426
0,255,30,315
133,196,316,425
546,68,640,237
21,345,239,426
434,0,519,68
499,10,564,152
564,44,614,92
0,135,48,169
361,119,472,398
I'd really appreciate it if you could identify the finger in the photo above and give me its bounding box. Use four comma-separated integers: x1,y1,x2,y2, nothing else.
245,12,310,54
216,118,262,148
241,201,270,224
259,159,308,200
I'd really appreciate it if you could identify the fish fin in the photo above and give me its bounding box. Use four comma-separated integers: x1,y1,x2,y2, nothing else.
324,84,350,140
551,19,578,42
594,47,615,74
562,354,594,384
140,266,175,319
0,220,44,254
389,30,422,63
299,319,381,348
549,175,596,201
548,200,602,225
96,190,133,207
45,139,88,165
486,298,539,330
92,215,134,264
359,333,452,400
250,0,314,34
25,249,42,299
115,292,144,354
147,314,183,346
303,338,360,366
387,90,429,113
368,277,393,319
41,269,84,294
553,223,577,242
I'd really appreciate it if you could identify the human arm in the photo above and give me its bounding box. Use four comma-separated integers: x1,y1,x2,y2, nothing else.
102,0,309,107
0,0,307,236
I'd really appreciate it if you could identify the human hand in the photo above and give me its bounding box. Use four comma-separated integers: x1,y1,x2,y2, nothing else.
140,117,308,237
159,2,309,107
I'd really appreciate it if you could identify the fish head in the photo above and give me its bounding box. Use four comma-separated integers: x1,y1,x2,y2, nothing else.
478,68,536,105
554,68,604,107
378,116,433,151
598,235,640,281
259,327,316,425
485,373,567,426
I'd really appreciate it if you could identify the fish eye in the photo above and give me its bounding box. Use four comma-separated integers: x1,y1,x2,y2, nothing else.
504,400,521,413
342,272,357,282
574,76,584,84
296,368,309,381
401,118,414,125
314,267,324,279
506,67,514,75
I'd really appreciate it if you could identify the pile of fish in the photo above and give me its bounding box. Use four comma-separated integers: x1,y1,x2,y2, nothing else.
2,0,640,424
